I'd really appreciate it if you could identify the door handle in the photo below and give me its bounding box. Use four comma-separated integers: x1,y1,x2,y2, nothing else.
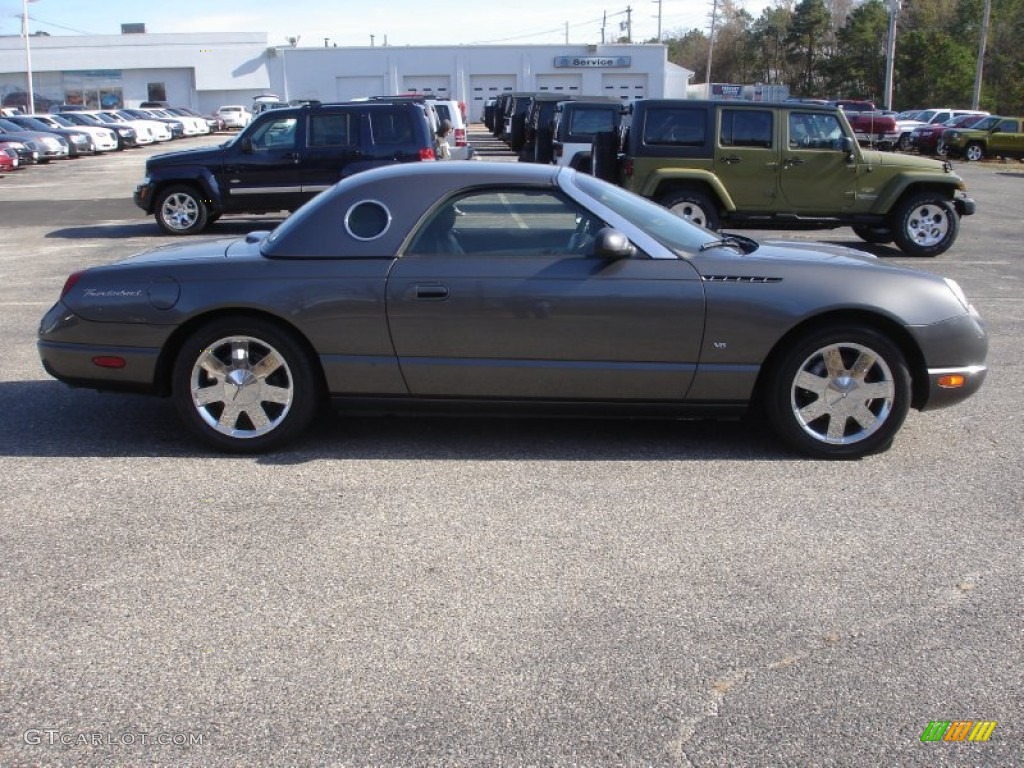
784,157,805,168
414,284,450,300
719,155,742,164
284,152,301,163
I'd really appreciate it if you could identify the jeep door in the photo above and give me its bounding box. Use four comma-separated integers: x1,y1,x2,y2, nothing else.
220,114,307,213
778,110,858,212
712,107,778,211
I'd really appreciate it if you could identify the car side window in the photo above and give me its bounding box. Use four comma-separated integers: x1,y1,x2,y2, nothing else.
643,108,706,147
406,189,605,259
788,112,843,150
371,111,414,145
309,113,354,147
249,116,297,150
720,109,773,148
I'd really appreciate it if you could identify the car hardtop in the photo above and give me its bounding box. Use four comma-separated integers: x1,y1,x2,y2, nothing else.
261,161,564,259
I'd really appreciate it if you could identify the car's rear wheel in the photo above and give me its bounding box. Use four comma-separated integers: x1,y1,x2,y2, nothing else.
156,185,209,235
852,225,894,245
891,192,959,257
657,190,720,230
764,326,911,459
964,142,985,162
172,318,321,452
935,139,948,157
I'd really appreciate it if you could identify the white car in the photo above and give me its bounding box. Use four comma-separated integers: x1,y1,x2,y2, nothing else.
85,111,155,145
111,110,173,142
146,108,209,136
216,105,251,129
33,113,119,152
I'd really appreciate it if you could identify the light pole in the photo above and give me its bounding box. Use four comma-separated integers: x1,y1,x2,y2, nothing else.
22,0,39,114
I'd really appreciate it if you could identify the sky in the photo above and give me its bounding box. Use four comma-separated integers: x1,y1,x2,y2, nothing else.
1,0,770,48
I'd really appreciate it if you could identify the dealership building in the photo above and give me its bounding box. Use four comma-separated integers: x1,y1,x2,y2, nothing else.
0,30,693,121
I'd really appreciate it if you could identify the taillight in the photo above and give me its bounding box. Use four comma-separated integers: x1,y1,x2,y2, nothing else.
624,158,634,178
454,128,467,147
554,144,563,158
419,147,436,160
61,270,84,298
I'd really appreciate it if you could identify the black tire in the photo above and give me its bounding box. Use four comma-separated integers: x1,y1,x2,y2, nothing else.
852,225,894,245
155,184,209,236
934,139,948,157
897,133,912,152
763,325,911,459
891,192,959,257
509,114,526,152
172,317,321,453
656,189,720,231
590,131,619,182
964,142,985,162
533,126,554,164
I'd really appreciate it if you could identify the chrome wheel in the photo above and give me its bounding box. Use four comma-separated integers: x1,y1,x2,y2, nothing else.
156,185,209,235
892,192,958,257
765,327,910,459
173,319,320,452
190,335,294,439
964,142,984,162
790,342,895,445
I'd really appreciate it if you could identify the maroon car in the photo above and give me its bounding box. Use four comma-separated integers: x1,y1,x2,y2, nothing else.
910,114,986,155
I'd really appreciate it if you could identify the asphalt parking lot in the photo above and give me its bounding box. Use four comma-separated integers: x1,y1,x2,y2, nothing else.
1,133,1021,767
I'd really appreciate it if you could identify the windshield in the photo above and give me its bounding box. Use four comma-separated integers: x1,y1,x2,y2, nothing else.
50,115,75,127
571,173,723,255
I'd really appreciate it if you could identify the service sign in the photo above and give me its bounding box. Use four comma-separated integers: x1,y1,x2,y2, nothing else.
554,56,632,68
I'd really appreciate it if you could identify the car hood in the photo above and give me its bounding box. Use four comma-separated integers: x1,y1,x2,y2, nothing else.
147,143,228,169
860,149,952,171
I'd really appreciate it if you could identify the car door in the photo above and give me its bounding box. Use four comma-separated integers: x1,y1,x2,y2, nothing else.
988,118,1024,157
300,110,363,193
219,113,308,213
713,107,778,211
385,187,705,400
778,110,859,212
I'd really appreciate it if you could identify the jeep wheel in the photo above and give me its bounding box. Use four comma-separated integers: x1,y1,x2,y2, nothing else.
897,133,912,152
658,190,720,231
155,185,209,235
935,139,949,157
891,193,959,257
764,326,910,459
852,225,894,245
964,142,985,162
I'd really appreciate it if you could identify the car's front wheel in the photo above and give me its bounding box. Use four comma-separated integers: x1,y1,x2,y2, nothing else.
891,193,959,257
764,326,911,459
155,185,209,235
658,190,720,230
172,318,321,452
964,142,985,162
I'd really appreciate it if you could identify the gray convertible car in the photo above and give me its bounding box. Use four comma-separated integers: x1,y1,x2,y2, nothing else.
37,162,987,458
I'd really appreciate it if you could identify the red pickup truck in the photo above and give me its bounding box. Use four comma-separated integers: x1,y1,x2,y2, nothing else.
835,101,900,150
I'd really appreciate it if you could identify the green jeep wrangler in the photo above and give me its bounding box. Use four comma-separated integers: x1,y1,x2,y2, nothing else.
592,99,976,256
942,115,1024,161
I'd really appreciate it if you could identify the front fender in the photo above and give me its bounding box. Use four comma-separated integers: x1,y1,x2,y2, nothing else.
871,172,962,214
145,167,222,214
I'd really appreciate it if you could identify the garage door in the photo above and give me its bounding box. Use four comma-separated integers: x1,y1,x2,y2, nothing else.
536,74,583,95
402,76,452,98
336,75,386,101
469,75,516,123
601,73,648,102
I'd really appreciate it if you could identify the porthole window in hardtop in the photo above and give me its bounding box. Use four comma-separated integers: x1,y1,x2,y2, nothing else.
345,200,391,241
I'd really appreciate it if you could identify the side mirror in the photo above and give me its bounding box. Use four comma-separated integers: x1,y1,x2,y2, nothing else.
841,135,855,159
592,227,636,259
239,137,254,153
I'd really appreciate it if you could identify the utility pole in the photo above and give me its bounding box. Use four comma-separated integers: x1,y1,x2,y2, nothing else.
972,0,991,109
705,0,719,97
565,21,569,44
625,6,633,43
653,0,662,42
883,0,899,110
601,11,606,43
22,0,38,114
